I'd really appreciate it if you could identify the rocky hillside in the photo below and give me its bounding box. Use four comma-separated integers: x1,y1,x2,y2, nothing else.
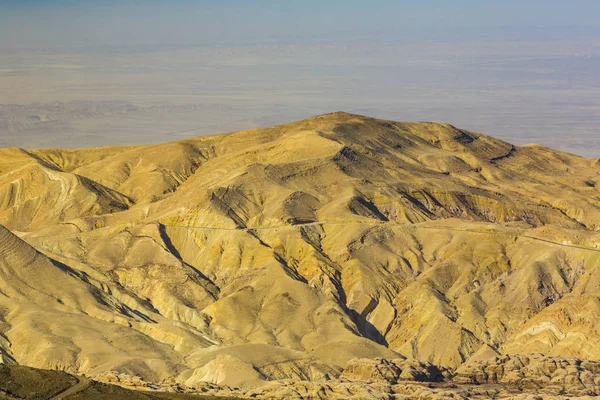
0,112,599,397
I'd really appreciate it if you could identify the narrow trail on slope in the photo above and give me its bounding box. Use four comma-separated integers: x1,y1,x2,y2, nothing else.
413,225,600,254
49,376,90,400
25,220,600,255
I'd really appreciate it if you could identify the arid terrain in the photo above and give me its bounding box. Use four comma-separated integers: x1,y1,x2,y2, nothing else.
1,112,600,398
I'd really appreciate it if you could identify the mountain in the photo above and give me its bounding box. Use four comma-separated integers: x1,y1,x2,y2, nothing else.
0,112,599,398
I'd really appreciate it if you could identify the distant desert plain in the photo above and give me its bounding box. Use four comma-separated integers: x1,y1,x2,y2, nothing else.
2,39,600,157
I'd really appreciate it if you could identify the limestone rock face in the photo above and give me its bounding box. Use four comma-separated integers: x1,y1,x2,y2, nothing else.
230,354,600,399
455,353,600,396
340,358,449,383
1,112,600,395
184,355,264,388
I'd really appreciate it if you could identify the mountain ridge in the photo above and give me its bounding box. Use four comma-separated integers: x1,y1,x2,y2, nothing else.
0,112,599,397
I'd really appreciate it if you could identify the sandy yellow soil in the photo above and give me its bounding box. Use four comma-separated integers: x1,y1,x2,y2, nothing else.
1,112,599,396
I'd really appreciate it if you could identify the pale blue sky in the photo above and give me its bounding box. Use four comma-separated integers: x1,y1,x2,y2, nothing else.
1,1,600,49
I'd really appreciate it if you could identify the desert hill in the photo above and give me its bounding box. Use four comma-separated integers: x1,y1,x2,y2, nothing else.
0,112,599,397
0,363,238,399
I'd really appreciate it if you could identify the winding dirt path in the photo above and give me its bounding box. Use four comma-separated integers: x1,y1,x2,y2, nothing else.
414,224,600,254
50,376,90,400
28,219,600,255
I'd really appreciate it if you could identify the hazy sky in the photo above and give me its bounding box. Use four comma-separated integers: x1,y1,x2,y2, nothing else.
2,0,600,49
1,1,599,157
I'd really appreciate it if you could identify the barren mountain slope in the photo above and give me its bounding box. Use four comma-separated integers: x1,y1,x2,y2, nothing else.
0,112,599,394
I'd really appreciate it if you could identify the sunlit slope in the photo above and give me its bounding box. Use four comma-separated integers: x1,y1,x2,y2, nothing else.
0,112,599,388
0,223,229,383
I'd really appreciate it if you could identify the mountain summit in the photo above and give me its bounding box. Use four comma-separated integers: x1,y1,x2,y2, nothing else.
1,113,599,397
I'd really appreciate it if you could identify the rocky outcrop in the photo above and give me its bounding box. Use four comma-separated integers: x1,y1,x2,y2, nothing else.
340,357,449,383
27,354,600,399
455,353,600,396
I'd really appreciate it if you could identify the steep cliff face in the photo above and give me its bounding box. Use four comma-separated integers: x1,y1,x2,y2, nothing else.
1,112,599,392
